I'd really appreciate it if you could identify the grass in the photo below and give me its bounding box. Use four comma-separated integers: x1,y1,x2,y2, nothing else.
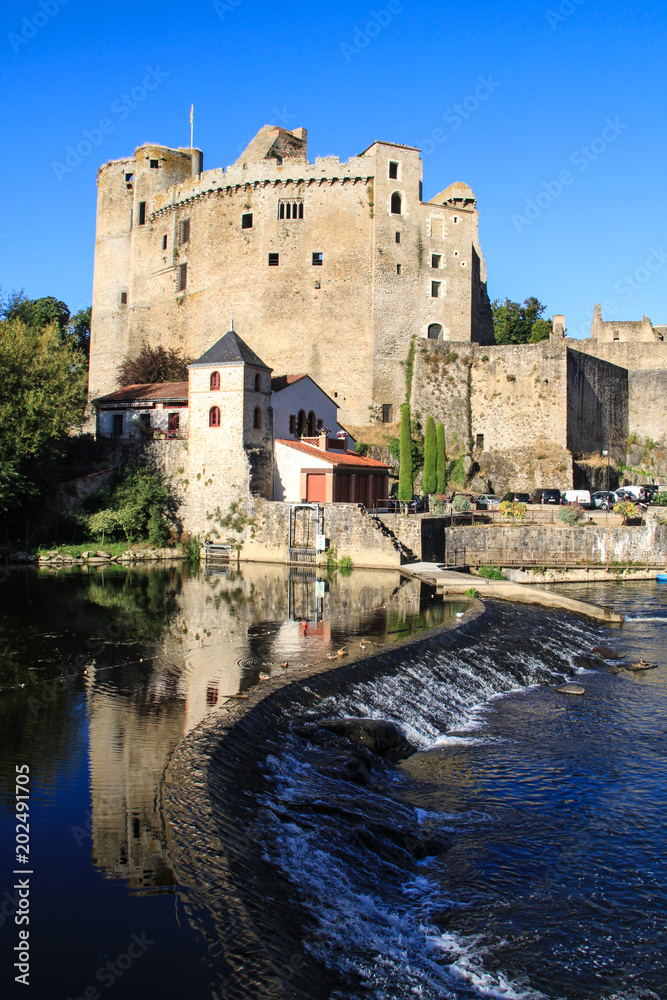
478,565,506,580
34,541,177,557
464,587,479,598
338,556,353,574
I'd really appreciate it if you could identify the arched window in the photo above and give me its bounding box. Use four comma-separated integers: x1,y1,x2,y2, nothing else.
253,407,262,430
254,373,261,392
297,409,307,435
391,192,402,215
427,324,443,340
210,371,220,391
209,406,221,427
307,411,316,436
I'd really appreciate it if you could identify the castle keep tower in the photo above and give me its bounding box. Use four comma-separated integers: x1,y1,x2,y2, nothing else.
89,126,493,423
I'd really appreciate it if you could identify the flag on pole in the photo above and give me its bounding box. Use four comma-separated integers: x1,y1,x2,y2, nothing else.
190,104,194,148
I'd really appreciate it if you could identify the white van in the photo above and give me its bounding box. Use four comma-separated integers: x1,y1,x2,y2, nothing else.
562,489,592,508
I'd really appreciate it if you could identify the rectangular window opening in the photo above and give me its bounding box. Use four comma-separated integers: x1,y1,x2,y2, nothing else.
125,172,134,182
431,281,441,298
138,202,146,226
382,403,393,423
395,231,401,243
388,161,399,179
476,433,484,450
241,213,253,229
178,218,190,244
431,254,441,269
268,252,279,266
177,263,188,292
396,263,401,275
278,199,304,221
150,159,159,169
312,252,323,266
120,291,128,306
162,234,167,250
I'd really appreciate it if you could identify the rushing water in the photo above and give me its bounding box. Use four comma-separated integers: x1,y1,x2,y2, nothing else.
0,567,665,999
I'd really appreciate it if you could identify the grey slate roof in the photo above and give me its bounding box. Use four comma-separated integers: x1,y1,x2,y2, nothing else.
189,327,272,370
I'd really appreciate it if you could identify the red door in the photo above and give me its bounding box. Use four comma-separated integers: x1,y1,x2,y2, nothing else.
306,474,327,503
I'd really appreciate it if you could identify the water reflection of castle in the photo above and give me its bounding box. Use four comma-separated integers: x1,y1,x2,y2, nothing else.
86,564,423,891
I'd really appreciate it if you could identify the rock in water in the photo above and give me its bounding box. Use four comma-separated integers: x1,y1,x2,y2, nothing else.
625,660,658,672
591,645,623,660
557,683,586,696
574,653,604,670
294,718,416,761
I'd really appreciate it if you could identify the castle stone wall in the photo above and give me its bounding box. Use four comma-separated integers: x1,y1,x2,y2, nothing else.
566,351,628,462
628,370,667,444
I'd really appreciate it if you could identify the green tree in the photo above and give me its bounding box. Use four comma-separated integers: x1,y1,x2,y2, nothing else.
397,403,413,504
69,306,92,358
422,416,436,495
117,343,193,386
82,466,180,543
0,318,88,511
492,296,551,344
436,422,446,493
3,293,71,335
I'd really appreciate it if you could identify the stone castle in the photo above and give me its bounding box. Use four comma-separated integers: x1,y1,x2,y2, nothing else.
89,125,494,425
89,125,666,496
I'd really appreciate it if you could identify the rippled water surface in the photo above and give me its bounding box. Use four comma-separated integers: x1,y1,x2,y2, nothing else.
1,567,666,999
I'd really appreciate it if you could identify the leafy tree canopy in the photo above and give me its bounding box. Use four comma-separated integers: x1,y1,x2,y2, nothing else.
117,343,193,386
0,318,88,511
492,296,552,345
2,290,92,358
70,306,92,358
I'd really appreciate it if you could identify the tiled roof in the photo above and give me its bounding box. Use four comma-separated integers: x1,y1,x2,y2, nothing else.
276,439,390,469
190,328,271,370
96,382,188,404
271,374,309,391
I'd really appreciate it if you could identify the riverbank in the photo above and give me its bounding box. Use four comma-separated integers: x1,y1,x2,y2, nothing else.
6,543,186,566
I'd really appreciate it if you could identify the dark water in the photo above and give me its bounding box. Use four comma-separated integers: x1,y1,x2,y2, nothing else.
0,562,452,999
199,581,666,1000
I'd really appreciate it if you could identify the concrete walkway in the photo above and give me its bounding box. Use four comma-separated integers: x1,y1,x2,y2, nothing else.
401,562,623,623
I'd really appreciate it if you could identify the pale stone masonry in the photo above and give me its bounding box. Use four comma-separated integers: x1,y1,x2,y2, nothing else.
89,126,494,424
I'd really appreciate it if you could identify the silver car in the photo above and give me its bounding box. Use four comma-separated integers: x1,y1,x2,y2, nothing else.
591,490,618,510
476,494,502,510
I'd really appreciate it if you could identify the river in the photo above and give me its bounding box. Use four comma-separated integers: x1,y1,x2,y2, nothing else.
0,566,665,999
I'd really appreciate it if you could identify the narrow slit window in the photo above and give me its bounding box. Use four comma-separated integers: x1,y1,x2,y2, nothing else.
395,231,401,244
178,218,190,244
396,264,401,275
120,291,128,306
388,161,399,179
138,202,146,226
431,254,441,269
312,252,323,266
268,252,279,266
254,373,261,391
241,213,253,229
431,281,440,298
177,263,188,291
162,234,167,250
253,407,262,430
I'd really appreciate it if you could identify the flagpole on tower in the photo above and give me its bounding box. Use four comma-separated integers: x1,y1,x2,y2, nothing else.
190,104,194,149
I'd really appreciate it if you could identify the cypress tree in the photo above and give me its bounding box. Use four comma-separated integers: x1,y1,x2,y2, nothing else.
436,422,446,494
423,416,436,495
397,403,413,504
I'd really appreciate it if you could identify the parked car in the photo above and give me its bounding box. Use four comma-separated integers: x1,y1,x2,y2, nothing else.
476,494,502,510
615,488,642,505
502,492,531,504
531,488,561,505
561,489,592,508
591,490,618,510
377,496,427,513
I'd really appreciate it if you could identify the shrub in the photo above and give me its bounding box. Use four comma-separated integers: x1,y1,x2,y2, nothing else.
422,416,436,495
463,587,479,598
397,404,413,504
613,499,641,522
430,493,447,516
499,500,526,520
559,503,585,525
338,556,353,575
654,492,667,506
452,494,471,513
478,565,506,580
436,422,446,493
82,466,180,544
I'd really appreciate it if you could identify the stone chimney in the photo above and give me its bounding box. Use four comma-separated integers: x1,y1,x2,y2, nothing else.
551,314,565,340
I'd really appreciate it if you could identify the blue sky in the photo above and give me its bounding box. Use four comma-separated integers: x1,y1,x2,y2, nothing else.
1,0,665,338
